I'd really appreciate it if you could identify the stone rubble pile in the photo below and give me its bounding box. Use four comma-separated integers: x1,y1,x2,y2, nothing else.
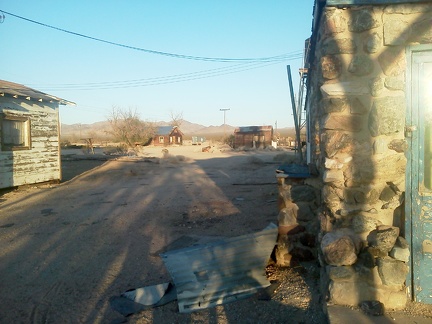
275,175,320,266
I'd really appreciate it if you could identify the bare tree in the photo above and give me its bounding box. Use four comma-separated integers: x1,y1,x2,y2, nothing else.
107,106,155,148
169,111,184,128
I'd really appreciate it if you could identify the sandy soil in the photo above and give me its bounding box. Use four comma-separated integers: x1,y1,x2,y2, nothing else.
3,145,432,323
0,145,328,323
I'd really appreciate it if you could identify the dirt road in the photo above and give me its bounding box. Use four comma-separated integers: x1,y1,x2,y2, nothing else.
0,146,326,323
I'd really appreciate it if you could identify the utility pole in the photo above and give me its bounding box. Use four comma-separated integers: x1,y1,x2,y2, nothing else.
287,65,303,162
220,108,230,137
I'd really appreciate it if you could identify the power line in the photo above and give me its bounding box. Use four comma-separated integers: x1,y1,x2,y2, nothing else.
26,55,302,91
1,9,300,63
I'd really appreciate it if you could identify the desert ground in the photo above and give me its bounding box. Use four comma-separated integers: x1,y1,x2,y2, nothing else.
0,145,328,323
2,144,432,323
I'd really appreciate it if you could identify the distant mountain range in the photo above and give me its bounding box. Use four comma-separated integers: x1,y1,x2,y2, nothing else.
60,120,237,139
60,120,295,140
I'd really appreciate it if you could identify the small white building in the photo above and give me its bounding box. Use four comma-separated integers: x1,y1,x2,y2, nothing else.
0,80,75,189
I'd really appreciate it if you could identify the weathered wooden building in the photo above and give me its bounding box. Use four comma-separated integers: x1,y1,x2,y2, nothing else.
0,80,74,189
153,126,184,146
233,126,273,149
290,0,432,309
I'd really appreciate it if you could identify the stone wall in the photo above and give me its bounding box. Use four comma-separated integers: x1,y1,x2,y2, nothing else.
306,3,432,310
275,175,320,266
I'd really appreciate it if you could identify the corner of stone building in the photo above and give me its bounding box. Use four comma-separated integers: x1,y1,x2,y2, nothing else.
301,2,432,310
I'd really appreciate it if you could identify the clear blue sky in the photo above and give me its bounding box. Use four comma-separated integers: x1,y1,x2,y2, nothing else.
0,1,314,128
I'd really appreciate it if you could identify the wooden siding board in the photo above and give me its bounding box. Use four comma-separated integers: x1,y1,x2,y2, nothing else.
32,129,59,137
10,169,60,186
31,141,60,149
0,174,13,188
9,168,59,178
0,97,61,188
233,127,273,149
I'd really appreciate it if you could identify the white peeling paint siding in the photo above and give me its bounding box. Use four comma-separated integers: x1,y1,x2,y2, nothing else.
0,98,61,189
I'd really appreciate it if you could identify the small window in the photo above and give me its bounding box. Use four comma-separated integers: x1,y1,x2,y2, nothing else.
159,136,164,143
1,115,31,151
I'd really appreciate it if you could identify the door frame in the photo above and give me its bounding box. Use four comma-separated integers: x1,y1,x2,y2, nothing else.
405,44,432,302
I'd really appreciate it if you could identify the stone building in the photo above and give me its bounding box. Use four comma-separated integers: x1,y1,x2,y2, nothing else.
284,0,432,310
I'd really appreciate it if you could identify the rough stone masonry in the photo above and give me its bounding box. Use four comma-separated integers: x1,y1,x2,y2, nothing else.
276,3,432,310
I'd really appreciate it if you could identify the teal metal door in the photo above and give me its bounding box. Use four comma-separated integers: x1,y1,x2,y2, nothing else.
407,45,432,303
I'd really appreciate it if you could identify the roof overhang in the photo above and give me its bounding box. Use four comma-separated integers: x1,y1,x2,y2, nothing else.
0,80,76,106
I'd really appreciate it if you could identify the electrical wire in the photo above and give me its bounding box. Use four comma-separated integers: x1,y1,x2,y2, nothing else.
27,53,302,91
0,10,303,90
1,9,299,63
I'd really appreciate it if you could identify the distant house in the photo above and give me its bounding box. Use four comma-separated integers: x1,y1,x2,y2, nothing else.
233,126,273,149
0,80,75,189
153,126,184,146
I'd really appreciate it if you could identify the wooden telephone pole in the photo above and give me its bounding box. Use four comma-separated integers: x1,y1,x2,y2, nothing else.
220,108,230,137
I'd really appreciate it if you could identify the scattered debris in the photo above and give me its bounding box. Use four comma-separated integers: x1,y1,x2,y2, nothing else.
276,164,311,179
110,283,177,317
360,300,385,316
202,145,212,152
122,283,176,306
256,281,281,301
160,223,278,313
111,224,278,316
161,148,169,157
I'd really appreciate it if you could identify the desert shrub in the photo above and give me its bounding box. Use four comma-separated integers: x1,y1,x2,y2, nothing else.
223,134,235,148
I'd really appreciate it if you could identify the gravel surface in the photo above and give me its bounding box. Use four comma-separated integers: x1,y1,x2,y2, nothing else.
1,146,328,323
126,261,327,324
2,145,432,323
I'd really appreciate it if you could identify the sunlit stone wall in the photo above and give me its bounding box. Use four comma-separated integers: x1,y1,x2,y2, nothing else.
305,3,432,309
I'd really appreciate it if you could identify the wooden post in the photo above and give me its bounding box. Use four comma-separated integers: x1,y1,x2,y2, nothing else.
287,65,303,162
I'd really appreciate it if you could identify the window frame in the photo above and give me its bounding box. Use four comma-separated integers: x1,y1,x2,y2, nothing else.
1,114,32,151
